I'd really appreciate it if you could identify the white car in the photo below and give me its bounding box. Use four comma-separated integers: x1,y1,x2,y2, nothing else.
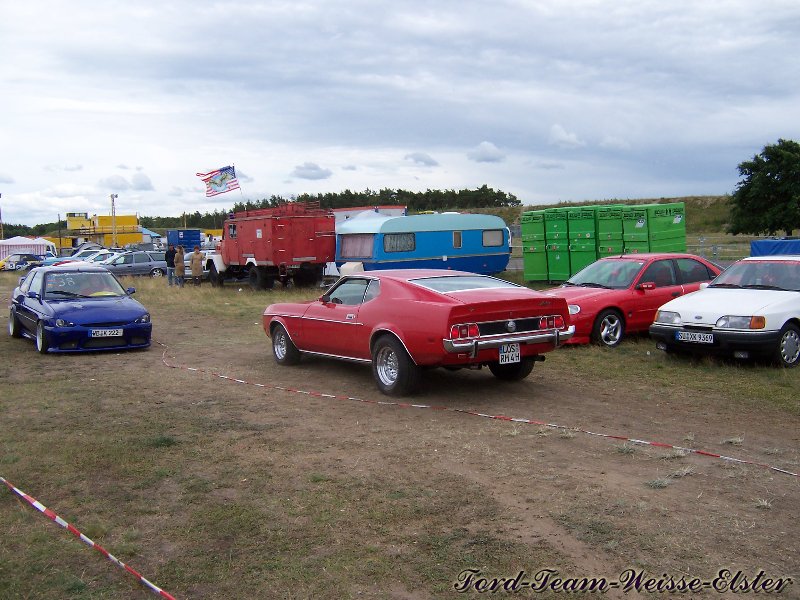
650,255,800,367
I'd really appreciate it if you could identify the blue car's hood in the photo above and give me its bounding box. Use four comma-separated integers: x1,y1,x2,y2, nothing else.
48,296,147,325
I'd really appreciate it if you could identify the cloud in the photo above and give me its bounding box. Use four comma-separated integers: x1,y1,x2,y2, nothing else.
44,164,83,173
131,172,154,191
404,152,439,167
533,161,565,170
600,135,631,151
467,141,505,163
342,165,357,171
291,162,333,180
549,124,586,150
98,174,130,191
0,173,15,184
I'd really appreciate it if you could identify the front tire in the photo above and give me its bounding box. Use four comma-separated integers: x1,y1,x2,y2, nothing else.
272,324,300,365
592,309,624,348
371,335,421,396
8,308,22,338
36,321,49,354
150,268,164,278
488,357,535,381
775,323,800,368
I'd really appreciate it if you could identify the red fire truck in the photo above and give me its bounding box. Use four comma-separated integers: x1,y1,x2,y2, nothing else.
206,202,335,288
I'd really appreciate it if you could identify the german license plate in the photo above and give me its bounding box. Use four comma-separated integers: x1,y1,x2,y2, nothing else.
499,343,520,364
676,331,713,344
91,329,123,338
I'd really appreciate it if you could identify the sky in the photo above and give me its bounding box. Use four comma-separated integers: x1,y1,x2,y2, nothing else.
1,1,799,227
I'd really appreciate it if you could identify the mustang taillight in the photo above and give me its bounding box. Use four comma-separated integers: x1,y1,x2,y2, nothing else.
450,323,480,339
539,315,566,330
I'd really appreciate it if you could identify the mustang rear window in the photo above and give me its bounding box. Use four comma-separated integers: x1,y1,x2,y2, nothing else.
411,275,520,293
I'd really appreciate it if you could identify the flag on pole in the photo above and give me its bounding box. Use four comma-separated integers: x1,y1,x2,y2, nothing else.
196,165,241,197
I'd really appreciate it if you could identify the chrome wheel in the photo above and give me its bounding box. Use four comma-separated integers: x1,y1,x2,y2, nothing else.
778,325,800,367
272,324,300,365
151,269,164,278
593,309,624,348
375,345,399,387
36,322,49,354
274,329,288,361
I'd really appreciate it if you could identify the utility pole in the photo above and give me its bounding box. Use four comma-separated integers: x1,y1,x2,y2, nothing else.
110,194,118,247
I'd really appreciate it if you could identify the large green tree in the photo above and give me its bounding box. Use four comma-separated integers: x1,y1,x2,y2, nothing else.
728,138,800,236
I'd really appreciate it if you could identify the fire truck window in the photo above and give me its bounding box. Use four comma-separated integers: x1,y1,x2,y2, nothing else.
228,224,237,239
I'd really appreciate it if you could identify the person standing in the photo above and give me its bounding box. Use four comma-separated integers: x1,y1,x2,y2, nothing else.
165,244,177,286
189,246,203,286
174,245,186,288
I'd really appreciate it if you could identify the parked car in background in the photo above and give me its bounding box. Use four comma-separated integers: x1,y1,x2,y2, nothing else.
650,256,800,367
42,248,104,267
8,265,152,353
545,253,722,347
182,249,212,281
103,251,168,278
264,269,574,396
0,253,44,271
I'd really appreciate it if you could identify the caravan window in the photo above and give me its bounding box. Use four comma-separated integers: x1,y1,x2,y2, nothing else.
341,234,374,258
384,233,415,253
453,231,462,249
482,229,504,247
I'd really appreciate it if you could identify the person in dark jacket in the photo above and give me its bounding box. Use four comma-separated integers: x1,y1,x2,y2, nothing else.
165,244,177,286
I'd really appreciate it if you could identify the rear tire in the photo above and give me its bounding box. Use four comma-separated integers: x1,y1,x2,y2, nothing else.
272,324,300,365
488,357,535,381
592,309,624,348
249,267,268,290
775,323,800,368
36,321,49,354
150,268,164,278
209,264,223,287
8,308,22,338
372,335,421,396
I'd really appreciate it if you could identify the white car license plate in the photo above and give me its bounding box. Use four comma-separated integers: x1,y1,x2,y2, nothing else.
676,331,713,344
499,343,521,364
91,329,123,338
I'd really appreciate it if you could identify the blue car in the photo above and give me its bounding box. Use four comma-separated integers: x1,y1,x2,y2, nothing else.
8,265,152,353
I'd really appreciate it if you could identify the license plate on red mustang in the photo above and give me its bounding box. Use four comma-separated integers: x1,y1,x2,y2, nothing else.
91,329,123,338
499,343,520,364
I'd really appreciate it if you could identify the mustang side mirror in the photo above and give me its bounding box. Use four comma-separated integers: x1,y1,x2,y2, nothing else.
320,294,330,303
637,282,656,291
126,287,136,295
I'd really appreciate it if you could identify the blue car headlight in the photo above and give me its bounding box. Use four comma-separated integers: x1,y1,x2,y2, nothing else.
55,318,75,327
135,313,151,324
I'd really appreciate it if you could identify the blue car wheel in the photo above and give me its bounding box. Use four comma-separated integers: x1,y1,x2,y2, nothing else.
35,322,49,354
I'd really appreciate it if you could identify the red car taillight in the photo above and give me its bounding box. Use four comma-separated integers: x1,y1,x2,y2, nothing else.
449,323,480,339
539,315,566,330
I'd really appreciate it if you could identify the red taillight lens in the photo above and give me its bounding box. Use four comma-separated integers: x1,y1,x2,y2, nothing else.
449,323,479,339
539,315,566,329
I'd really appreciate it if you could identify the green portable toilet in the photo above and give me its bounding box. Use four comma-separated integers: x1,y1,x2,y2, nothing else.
521,211,548,280
546,240,571,281
544,208,569,241
567,207,596,241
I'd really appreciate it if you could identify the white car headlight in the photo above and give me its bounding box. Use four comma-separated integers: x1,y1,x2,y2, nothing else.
716,315,765,329
568,304,581,315
655,310,681,325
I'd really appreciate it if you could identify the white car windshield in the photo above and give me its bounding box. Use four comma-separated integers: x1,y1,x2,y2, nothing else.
711,260,800,291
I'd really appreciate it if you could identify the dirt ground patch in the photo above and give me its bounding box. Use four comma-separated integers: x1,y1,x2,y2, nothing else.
1,275,798,599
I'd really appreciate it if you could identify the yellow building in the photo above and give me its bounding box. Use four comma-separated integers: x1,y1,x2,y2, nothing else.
64,212,144,248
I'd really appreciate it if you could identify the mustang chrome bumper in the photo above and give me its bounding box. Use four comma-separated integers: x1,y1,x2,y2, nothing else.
442,325,576,356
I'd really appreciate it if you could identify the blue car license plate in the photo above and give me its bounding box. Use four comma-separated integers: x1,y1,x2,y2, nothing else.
676,331,713,344
499,343,520,364
91,329,123,338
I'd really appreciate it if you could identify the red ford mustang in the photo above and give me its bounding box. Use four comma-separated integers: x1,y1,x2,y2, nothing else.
263,269,575,396
545,253,722,347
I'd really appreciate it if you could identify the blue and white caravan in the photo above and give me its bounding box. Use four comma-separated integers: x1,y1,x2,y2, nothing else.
335,212,511,275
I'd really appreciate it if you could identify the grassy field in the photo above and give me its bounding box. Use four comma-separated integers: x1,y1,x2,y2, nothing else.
1,273,798,599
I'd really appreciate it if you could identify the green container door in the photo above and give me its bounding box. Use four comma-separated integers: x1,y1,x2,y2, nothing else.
567,207,596,242
595,206,624,242
623,240,651,254
522,249,548,281
622,205,653,243
546,241,570,281
544,208,569,240
520,211,546,243
597,241,624,257
647,203,686,242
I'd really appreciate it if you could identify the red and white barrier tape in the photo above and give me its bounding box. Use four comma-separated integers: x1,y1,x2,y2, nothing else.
0,477,176,600
160,343,799,479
